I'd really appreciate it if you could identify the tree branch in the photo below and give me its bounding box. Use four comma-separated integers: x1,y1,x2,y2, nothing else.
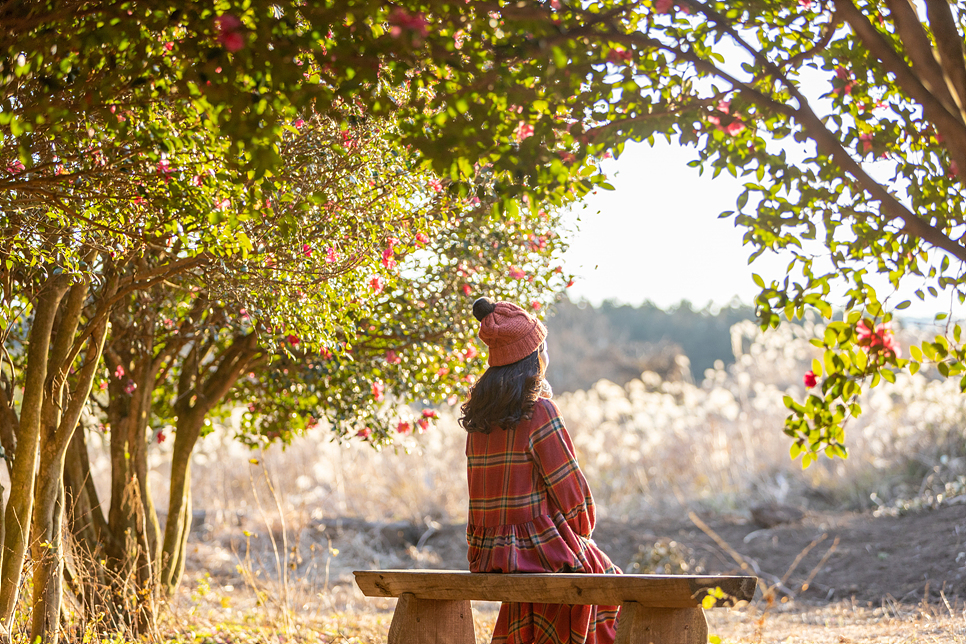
884,0,960,117
200,333,260,408
925,0,966,121
835,0,966,184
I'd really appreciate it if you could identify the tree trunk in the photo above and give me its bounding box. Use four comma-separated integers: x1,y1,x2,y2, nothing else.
0,482,5,574
160,332,259,595
159,411,203,595
105,385,152,632
29,484,65,643
30,274,108,644
0,275,69,632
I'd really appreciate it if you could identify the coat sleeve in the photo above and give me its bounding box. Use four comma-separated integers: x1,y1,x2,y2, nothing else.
527,399,596,538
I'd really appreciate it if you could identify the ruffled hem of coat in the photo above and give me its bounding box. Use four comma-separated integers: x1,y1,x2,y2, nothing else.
467,510,615,575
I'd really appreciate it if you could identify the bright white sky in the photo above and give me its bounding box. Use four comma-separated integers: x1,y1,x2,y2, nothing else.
560,139,965,323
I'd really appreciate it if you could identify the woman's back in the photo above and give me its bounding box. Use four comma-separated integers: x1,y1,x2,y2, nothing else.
466,397,552,529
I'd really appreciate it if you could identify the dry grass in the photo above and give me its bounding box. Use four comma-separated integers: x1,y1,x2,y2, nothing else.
157,593,966,644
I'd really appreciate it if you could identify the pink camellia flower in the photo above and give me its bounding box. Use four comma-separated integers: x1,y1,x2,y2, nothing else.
216,198,230,210
606,47,633,65
287,334,300,346
655,0,674,14
509,266,526,280
325,246,338,263
156,429,166,443
428,178,443,192
157,159,173,182
462,284,472,296
302,244,312,257
370,276,384,293
293,119,305,128
388,8,429,39
799,0,813,7
415,232,429,247
417,418,430,432
708,100,745,136
855,320,901,358
386,350,402,364
447,394,459,406
215,14,246,52
514,121,535,142
372,381,385,402
531,301,542,310
465,345,479,360
803,371,817,388
382,247,397,270
164,41,174,51
5,160,25,174
124,379,138,395
114,365,125,379
99,381,108,391
396,420,412,435
356,427,372,439
422,409,439,419
860,132,873,153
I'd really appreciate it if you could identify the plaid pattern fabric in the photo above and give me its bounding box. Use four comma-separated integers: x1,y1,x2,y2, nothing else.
466,398,621,644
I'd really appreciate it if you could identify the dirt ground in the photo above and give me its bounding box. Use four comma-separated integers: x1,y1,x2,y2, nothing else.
379,502,966,605
187,501,966,608
177,504,966,642
590,503,966,605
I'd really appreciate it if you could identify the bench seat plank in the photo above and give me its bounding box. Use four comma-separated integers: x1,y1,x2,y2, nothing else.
354,570,756,608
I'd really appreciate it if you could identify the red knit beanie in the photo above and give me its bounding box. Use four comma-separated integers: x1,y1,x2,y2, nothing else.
473,297,547,367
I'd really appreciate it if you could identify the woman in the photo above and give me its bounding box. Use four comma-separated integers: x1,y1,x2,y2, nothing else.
460,297,621,644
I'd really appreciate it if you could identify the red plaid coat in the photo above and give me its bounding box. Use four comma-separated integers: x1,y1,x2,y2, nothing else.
466,397,621,644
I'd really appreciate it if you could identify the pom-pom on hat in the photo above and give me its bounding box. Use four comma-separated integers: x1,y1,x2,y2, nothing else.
473,297,547,367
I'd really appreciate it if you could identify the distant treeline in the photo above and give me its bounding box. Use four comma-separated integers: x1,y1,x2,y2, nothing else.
544,297,756,393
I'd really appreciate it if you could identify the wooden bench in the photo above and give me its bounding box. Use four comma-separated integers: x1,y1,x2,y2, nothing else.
354,570,757,644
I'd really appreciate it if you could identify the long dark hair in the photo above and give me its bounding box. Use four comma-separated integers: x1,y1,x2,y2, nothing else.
459,349,545,434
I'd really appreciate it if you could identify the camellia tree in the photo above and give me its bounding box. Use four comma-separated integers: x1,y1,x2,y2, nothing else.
1,2,600,640
2,104,569,639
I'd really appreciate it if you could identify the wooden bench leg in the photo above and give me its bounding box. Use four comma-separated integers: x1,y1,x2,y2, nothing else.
387,592,475,644
614,602,709,644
